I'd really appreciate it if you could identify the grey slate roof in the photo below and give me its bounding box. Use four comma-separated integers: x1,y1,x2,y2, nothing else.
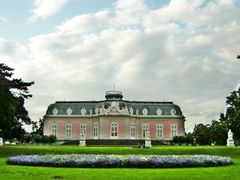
46,100,183,116
45,91,184,117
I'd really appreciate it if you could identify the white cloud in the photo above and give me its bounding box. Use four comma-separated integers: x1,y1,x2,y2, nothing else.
113,0,148,26
3,0,240,132
0,16,7,23
0,37,30,59
29,0,69,22
57,10,110,33
0,37,10,52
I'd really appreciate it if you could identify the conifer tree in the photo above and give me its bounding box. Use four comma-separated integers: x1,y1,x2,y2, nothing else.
0,63,34,140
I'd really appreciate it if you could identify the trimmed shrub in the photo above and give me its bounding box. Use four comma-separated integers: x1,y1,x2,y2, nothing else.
173,136,186,145
48,135,56,144
32,134,42,144
185,134,194,144
41,135,49,144
23,134,32,143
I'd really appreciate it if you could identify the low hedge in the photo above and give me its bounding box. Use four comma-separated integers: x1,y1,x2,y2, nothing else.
7,154,233,168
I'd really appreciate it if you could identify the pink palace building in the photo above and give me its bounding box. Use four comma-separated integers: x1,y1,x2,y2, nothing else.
43,91,185,145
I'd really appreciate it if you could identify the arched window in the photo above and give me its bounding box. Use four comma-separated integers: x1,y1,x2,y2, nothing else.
111,122,118,138
65,123,72,138
51,123,58,137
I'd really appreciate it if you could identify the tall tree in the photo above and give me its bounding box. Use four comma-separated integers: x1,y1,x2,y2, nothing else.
32,118,44,136
223,87,240,144
209,120,228,145
36,118,44,135
0,63,34,140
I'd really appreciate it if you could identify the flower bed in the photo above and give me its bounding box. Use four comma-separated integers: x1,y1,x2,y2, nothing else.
7,154,233,168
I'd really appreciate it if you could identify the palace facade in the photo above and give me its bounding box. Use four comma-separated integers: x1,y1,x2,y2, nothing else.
43,91,185,144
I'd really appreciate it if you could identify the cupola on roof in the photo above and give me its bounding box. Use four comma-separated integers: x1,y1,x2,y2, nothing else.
105,90,123,100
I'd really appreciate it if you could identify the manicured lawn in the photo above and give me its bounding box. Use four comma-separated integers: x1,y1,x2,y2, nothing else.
0,145,240,179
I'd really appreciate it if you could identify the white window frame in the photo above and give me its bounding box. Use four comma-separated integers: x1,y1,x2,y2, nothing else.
142,124,149,138
80,124,86,138
171,124,177,138
110,122,118,139
51,123,58,137
130,123,136,139
93,123,98,139
65,123,72,138
156,124,163,139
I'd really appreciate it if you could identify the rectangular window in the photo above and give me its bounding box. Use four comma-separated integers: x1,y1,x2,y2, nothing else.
171,124,177,138
111,122,118,138
156,124,163,139
80,124,86,138
130,123,136,138
65,123,72,138
93,123,98,139
51,124,57,137
142,124,149,138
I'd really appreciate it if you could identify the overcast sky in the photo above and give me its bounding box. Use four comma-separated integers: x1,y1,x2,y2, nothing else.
0,0,240,132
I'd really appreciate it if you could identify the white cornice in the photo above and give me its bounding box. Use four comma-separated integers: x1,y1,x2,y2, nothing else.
45,114,184,119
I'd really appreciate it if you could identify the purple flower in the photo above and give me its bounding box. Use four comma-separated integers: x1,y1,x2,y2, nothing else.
7,154,233,168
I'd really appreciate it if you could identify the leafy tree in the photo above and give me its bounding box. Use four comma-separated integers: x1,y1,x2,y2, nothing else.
193,123,212,145
209,120,228,145
185,132,194,144
0,63,34,140
192,118,228,146
31,121,38,132
35,118,44,135
221,87,240,145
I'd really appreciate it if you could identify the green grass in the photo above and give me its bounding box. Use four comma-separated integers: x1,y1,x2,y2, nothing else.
0,145,240,179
